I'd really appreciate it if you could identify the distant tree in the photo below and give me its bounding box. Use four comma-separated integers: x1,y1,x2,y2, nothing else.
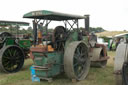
123,30,127,31
90,27,105,33
79,27,105,33
48,28,53,33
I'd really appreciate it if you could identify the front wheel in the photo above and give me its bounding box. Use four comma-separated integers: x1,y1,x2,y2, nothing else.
64,41,90,80
0,45,25,73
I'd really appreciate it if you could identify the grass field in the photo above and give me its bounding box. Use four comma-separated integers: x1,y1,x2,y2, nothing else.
0,51,115,85
96,31,128,37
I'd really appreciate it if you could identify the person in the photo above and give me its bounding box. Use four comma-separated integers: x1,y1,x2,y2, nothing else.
89,32,108,58
37,23,43,44
115,38,120,49
89,32,97,47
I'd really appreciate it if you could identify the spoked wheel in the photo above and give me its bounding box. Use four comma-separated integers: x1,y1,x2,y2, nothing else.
122,62,128,85
0,45,25,73
64,41,90,80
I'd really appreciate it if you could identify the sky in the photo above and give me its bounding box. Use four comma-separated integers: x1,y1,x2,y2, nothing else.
0,0,128,31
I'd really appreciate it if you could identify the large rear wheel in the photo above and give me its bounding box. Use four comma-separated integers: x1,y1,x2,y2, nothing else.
64,41,90,80
0,45,25,73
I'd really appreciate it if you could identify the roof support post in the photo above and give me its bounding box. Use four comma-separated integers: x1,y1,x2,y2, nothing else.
76,19,79,32
33,19,38,46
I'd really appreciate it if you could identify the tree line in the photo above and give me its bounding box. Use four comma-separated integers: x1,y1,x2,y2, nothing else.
0,26,105,34
89,27,105,33
0,26,33,34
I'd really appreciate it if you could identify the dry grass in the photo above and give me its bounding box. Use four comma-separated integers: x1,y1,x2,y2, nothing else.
0,51,116,85
96,31,128,37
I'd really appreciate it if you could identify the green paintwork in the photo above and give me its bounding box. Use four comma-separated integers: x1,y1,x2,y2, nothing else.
3,38,31,49
18,40,31,49
23,10,86,20
65,31,78,49
0,20,29,26
126,34,128,38
33,52,63,78
82,36,89,45
5,38,15,45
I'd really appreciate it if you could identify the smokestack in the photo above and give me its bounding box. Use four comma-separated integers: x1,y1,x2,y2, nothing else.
84,15,90,33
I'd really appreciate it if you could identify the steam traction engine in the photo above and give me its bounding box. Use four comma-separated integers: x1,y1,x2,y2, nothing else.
23,10,109,81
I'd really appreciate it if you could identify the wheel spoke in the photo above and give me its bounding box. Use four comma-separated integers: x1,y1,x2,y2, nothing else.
3,57,10,61
14,51,19,57
4,53,10,59
80,46,85,54
76,47,80,55
3,56,10,60
74,53,79,60
3,61,10,67
74,62,79,67
12,50,17,57
8,49,12,57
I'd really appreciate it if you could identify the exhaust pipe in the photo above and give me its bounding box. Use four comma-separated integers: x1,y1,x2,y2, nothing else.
84,15,90,33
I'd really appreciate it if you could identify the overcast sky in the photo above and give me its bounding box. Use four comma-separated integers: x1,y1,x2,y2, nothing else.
0,0,128,31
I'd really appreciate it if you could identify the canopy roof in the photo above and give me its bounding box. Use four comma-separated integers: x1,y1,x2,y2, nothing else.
23,10,87,21
0,20,29,26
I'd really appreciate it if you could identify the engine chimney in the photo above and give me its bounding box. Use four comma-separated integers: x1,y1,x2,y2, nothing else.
84,15,90,33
